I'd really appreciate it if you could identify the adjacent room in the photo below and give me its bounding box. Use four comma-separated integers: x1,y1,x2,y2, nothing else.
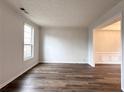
94,20,121,65
0,0,124,92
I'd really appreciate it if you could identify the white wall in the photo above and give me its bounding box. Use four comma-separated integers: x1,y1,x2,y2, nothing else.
122,11,124,91
88,0,124,91
39,27,88,64
0,12,3,86
0,1,39,89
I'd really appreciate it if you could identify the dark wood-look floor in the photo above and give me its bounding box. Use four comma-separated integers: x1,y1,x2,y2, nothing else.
0,64,121,92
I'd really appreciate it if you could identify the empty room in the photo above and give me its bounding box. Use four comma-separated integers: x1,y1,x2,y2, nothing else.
0,0,124,92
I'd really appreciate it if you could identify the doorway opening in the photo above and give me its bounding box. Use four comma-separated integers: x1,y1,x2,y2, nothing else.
93,19,121,65
93,16,122,90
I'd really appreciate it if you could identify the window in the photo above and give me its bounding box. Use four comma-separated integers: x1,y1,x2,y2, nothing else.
24,24,34,60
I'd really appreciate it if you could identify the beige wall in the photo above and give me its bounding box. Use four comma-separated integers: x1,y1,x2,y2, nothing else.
94,30,121,53
0,1,39,89
39,27,88,63
93,30,121,64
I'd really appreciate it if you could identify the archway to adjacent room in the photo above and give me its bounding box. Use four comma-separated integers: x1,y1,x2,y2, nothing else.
93,15,122,90
93,19,121,65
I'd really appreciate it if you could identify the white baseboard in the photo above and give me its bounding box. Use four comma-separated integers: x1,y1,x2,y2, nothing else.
39,60,87,64
88,63,95,67
122,87,124,92
95,62,121,64
0,63,38,89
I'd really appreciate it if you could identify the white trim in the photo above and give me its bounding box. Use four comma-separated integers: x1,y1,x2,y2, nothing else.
122,87,124,92
95,52,121,54
95,62,121,64
88,62,95,67
24,57,34,61
24,23,34,61
39,61,88,64
0,63,38,89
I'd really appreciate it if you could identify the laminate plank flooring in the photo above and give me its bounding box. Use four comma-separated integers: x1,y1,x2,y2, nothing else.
0,64,121,92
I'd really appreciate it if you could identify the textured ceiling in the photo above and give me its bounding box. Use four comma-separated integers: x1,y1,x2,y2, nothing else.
5,0,122,27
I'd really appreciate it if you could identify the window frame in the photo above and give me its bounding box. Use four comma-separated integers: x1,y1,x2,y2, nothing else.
24,23,34,61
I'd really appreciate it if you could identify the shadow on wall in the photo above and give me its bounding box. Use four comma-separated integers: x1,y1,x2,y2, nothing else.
39,27,45,63
39,27,89,63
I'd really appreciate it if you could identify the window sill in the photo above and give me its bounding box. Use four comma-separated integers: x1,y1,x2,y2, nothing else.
24,57,34,62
